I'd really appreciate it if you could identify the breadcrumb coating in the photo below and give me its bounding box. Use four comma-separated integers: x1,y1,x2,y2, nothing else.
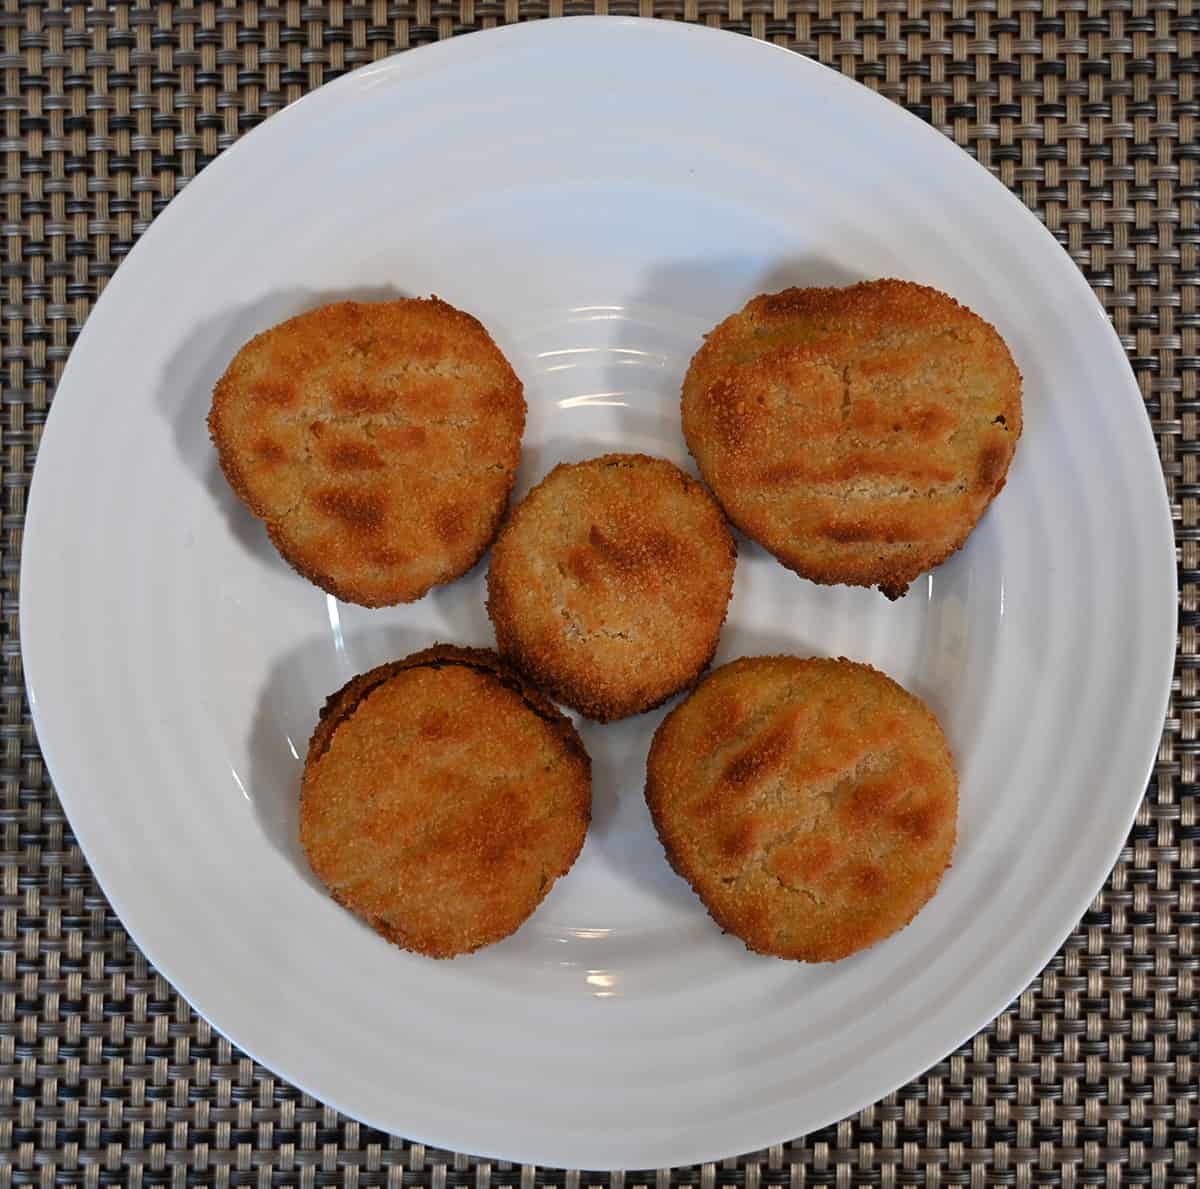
682,280,1021,598
486,454,737,722
301,645,590,959
210,298,525,606
646,655,957,962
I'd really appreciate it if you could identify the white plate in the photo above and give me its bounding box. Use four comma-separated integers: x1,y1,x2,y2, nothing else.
21,16,1175,1171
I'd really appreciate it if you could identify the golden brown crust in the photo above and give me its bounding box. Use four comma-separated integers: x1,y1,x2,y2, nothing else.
300,644,590,959
645,655,957,962
681,279,1022,599
209,298,525,607
485,454,737,722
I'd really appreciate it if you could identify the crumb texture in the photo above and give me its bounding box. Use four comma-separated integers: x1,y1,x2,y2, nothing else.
209,298,525,606
646,655,958,962
682,279,1022,598
301,645,591,959
486,453,737,721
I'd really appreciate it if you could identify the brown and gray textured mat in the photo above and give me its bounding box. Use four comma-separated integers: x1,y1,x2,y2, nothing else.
1,1,1196,1184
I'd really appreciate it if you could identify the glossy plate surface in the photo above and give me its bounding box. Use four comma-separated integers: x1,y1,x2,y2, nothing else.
20,17,1175,1170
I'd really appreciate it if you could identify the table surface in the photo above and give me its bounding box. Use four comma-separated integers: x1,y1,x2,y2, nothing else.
1,1,1196,1184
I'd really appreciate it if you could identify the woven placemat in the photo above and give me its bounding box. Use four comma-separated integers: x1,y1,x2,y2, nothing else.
1,1,1196,1184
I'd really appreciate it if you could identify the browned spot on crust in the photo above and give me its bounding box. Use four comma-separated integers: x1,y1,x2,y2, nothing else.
838,775,909,830
330,380,392,415
820,520,880,544
763,453,957,487
380,425,428,451
720,708,802,792
327,441,384,471
757,290,818,317
717,820,764,865
565,548,597,587
702,693,751,751
255,438,286,463
645,655,957,963
366,545,405,567
760,462,805,486
253,379,296,407
769,835,837,887
893,801,941,843
314,488,386,532
587,524,680,575
434,504,466,545
816,507,943,545
417,709,452,741
850,862,886,897
911,405,956,441
977,440,1009,490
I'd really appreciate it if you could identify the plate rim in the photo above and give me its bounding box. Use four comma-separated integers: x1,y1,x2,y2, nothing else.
19,15,1178,1169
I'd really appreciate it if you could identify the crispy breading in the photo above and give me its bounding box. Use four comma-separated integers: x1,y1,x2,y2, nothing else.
645,655,957,962
209,298,525,607
485,454,737,722
300,645,591,959
681,279,1022,598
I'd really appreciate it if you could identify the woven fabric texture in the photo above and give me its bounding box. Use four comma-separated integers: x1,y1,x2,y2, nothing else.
1,0,1196,1185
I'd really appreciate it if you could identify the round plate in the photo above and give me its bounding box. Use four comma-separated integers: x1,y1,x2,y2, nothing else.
21,17,1175,1171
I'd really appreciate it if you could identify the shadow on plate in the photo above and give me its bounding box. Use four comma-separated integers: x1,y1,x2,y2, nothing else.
595,252,865,460
514,430,683,501
630,252,865,325
245,622,433,892
424,552,496,648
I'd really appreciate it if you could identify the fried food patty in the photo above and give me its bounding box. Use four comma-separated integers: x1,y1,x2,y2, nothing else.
681,280,1022,598
486,454,737,722
300,644,590,958
209,298,525,607
646,655,957,961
